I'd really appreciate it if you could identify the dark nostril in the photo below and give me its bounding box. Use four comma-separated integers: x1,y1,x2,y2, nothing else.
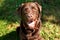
31,16,32,17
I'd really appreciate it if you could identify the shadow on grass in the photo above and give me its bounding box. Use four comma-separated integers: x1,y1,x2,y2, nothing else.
0,0,21,23
40,0,60,24
0,0,60,23
0,31,19,40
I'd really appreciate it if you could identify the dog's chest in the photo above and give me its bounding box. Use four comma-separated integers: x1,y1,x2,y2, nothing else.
20,28,40,40
21,32,40,40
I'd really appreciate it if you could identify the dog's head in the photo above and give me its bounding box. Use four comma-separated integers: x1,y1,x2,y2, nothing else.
17,2,42,30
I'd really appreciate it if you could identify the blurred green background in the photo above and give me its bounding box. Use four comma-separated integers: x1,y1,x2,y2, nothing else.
0,0,60,40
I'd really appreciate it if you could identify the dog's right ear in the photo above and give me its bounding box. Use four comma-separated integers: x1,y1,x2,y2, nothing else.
17,3,24,15
35,2,42,13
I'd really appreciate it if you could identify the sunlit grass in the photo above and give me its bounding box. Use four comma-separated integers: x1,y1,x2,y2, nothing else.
0,20,19,37
40,21,60,40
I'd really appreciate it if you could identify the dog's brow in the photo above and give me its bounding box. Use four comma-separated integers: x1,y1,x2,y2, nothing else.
30,3,36,6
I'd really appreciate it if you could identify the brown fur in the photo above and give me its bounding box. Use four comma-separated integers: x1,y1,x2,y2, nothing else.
17,2,42,40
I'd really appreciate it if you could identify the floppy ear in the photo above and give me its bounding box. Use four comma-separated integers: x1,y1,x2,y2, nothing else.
35,2,42,13
35,2,42,18
17,3,24,15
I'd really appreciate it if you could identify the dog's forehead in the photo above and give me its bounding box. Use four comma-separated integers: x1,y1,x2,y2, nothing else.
24,2,37,7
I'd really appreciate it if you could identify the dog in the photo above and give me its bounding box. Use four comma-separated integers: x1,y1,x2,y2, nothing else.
17,2,42,40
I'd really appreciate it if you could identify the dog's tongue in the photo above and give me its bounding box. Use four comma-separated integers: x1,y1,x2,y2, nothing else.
28,21,36,28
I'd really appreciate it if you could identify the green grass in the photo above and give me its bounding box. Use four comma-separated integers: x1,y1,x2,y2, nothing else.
0,0,60,40
40,22,60,40
0,20,19,40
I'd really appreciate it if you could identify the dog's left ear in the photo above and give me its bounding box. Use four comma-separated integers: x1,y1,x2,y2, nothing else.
35,2,42,13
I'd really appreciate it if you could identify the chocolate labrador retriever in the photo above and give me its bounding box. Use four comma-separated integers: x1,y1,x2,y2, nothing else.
17,2,42,40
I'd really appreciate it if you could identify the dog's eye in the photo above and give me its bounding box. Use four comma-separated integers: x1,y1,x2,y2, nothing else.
24,8,28,11
31,7,37,10
31,7,35,9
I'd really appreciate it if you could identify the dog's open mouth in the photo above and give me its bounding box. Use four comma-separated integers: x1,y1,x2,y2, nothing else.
27,21,36,29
